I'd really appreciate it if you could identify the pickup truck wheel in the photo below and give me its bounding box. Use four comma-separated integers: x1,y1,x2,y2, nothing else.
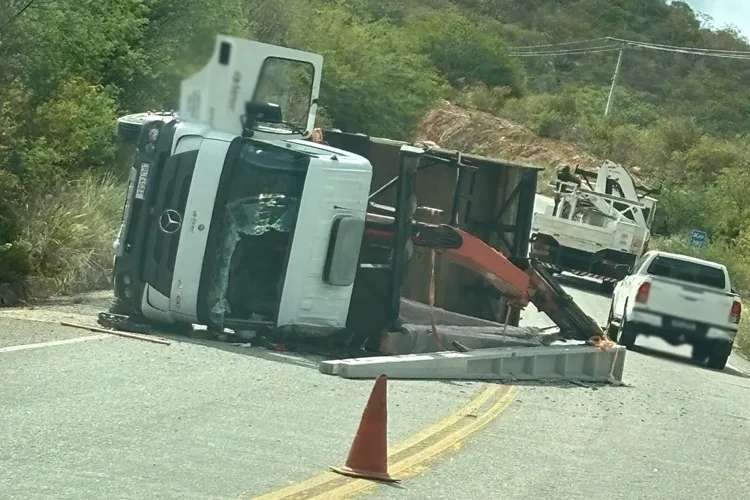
706,343,731,370
606,305,619,342
691,343,708,364
618,308,636,349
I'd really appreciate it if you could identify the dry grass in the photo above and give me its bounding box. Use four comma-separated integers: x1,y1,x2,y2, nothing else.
17,172,126,295
416,101,600,192
738,310,750,358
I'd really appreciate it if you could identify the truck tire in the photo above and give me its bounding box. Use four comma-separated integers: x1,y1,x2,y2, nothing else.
618,303,636,349
706,343,731,370
117,112,173,145
605,304,619,342
600,280,615,295
691,343,708,364
107,297,193,336
109,296,136,316
117,114,148,144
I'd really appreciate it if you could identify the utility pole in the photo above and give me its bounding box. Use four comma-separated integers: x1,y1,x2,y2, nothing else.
604,47,624,117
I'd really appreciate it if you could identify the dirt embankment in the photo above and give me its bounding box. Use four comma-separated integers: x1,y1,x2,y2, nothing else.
416,101,602,191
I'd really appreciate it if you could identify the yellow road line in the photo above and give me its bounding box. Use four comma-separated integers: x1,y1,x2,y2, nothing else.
309,385,520,499
251,384,517,500
251,384,498,500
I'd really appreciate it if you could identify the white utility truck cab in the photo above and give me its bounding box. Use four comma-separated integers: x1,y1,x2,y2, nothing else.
111,35,372,336
606,250,741,370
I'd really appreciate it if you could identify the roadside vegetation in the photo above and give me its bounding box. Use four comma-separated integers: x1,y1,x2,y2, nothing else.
1,0,749,355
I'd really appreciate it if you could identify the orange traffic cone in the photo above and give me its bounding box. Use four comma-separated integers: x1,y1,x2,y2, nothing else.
331,374,400,482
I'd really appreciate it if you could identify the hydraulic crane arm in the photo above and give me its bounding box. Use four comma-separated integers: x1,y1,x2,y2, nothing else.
364,215,605,342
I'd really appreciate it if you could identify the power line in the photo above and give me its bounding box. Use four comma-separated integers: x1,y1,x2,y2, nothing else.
509,42,750,60
509,35,750,60
508,37,609,50
621,41,750,60
606,36,750,55
508,46,623,57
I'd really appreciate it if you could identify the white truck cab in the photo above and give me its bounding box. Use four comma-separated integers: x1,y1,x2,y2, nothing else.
111,35,373,336
607,250,741,370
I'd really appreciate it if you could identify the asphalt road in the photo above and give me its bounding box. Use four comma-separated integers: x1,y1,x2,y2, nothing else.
1,283,749,499
368,274,750,500
0,294,484,500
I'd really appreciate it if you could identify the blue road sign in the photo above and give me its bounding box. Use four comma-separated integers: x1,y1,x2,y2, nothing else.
690,229,708,248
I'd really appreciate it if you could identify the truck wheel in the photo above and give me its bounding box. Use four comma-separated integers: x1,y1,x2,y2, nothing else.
600,280,615,295
691,343,708,364
109,296,136,316
117,112,173,145
605,305,619,342
117,114,148,144
108,297,192,336
706,343,731,370
618,308,636,349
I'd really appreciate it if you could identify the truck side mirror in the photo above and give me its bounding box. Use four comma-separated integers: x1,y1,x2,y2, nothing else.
244,101,282,126
323,215,366,286
614,264,631,280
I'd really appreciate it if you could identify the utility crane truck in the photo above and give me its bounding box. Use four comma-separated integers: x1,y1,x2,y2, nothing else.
105,34,608,351
530,161,658,294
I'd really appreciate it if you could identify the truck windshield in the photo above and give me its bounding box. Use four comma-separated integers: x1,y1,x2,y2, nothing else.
199,138,310,328
647,256,726,290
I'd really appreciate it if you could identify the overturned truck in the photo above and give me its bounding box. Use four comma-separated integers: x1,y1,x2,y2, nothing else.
106,34,608,354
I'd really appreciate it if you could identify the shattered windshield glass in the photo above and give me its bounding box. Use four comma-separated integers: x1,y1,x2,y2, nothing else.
204,140,309,328
251,57,314,133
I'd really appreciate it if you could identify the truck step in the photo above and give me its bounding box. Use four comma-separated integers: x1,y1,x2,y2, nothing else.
319,344,627,384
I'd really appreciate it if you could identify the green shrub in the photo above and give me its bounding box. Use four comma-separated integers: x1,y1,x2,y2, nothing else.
409,10,527,96
451,83,513,114
302,5,446,139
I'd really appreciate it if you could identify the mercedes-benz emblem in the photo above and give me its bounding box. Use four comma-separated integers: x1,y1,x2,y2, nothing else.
159,209,182,234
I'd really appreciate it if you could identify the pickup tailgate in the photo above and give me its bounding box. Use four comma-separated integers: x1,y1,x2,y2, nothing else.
644,277,734,328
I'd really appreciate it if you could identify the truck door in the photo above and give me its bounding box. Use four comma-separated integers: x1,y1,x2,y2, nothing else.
179,35,324,142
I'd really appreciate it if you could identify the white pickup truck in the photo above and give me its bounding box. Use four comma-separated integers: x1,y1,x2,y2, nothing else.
606,250,741,370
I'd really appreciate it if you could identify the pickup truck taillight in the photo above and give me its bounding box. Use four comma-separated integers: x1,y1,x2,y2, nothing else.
635,281,651,303
730,300,742,324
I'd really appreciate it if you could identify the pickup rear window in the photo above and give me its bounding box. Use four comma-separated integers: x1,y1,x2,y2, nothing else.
646,256,726,290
